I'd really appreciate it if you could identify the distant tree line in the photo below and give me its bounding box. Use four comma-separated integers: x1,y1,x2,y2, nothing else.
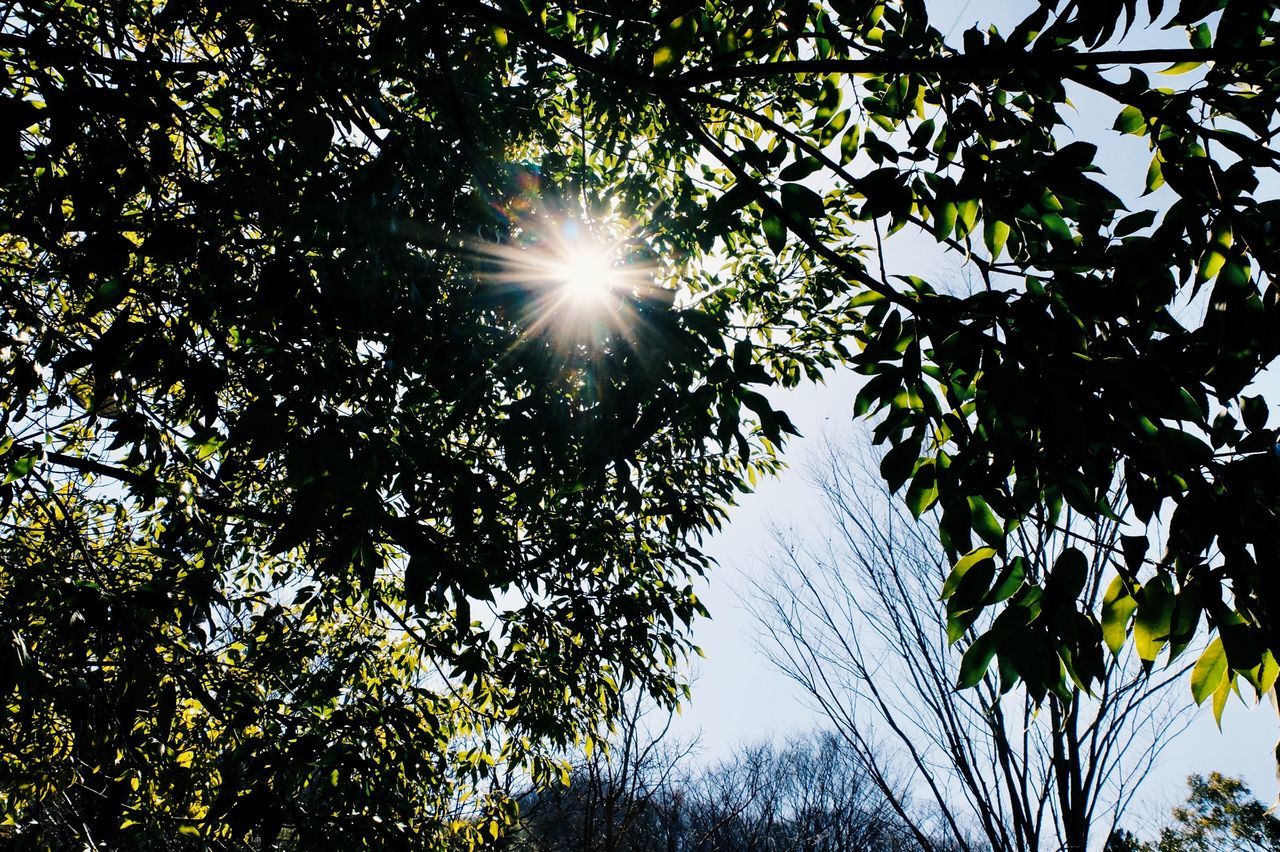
493,699,1274,852
499,718,967,852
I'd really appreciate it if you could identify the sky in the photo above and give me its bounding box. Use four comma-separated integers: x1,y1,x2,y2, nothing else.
662,0,1280,836
674,375,1280,821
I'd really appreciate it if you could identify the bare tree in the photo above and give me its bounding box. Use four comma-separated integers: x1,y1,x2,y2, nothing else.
755,440,1194,852
684,731,917,852
505,692,939,851
506,694,695,852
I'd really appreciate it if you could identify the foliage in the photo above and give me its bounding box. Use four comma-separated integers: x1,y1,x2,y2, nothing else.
426,0,1279,711
1106,829,1146,852
1117,772,1280,851
607,0,1280,708
0,0,791,845
3,0,1279,845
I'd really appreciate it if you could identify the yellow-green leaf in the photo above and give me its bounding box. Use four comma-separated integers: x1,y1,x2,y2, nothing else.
1197,224,1233,281
957,199,979,237
1212,671,1233,728
942,546,996,599
1190,637,1227,704
934,200,957,239
840,123,862,163
984,218,1010,259
1245,649,1279,697
1134,580,1174,663
904,459,938,518
1113,105,1145,135
967,496,1004,546
1101,575,1137,656
1145,155,1164,194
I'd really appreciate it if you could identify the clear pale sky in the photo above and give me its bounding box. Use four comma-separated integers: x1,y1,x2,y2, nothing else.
666,0,1280,832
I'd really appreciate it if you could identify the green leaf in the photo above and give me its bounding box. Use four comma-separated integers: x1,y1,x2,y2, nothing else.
3,454,34,485
1212,672,1232,728
904,459,939,518
1191,22,1211,48
840,123,862,163
762,210,786,254
957,632,998,689
779,156,822,182
652,45,677,70
1113,105,1146,134
880,437,920,492
947,607,984,645
1190,637,1227,704
983,218,1010,259
984,555,1026,605
1101,575,1137,655
933,200,957,239
88,278,128,315
1114,210,1157,237
780,183,825,221
947,553,997,612
1219,611,1264,672
1145,155,1164,193
967,496,1004,547
956,199,979,237
1197,245,1228,282
652,15,694,72
942,547,997,599
1041,213,1072,242
1217,256,1251,291
814,77,841,126
1250,651,1279,697
1134,579,1174,663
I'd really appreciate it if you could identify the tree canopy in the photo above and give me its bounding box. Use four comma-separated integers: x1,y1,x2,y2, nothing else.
1110,772,1280,851
2,0,786,844
2,0,1278,847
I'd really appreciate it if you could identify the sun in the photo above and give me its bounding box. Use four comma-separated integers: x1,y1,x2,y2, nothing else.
478,217,642,309
553,241,622,305
472,214,662,344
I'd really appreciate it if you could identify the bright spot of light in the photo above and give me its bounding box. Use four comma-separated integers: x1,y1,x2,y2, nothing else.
473,213,665,345
554,242,621,305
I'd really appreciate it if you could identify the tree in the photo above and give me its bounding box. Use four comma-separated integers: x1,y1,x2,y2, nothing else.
757,440,1192,851
1120,772,1280,851
680,732,916,852
629,0,1280,711
505,695,695,852
3,0,1279,846
0,2,791,846
507,706,924,852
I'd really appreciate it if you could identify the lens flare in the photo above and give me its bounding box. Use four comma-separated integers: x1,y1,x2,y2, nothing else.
470,211,669,353
555,242,621,305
